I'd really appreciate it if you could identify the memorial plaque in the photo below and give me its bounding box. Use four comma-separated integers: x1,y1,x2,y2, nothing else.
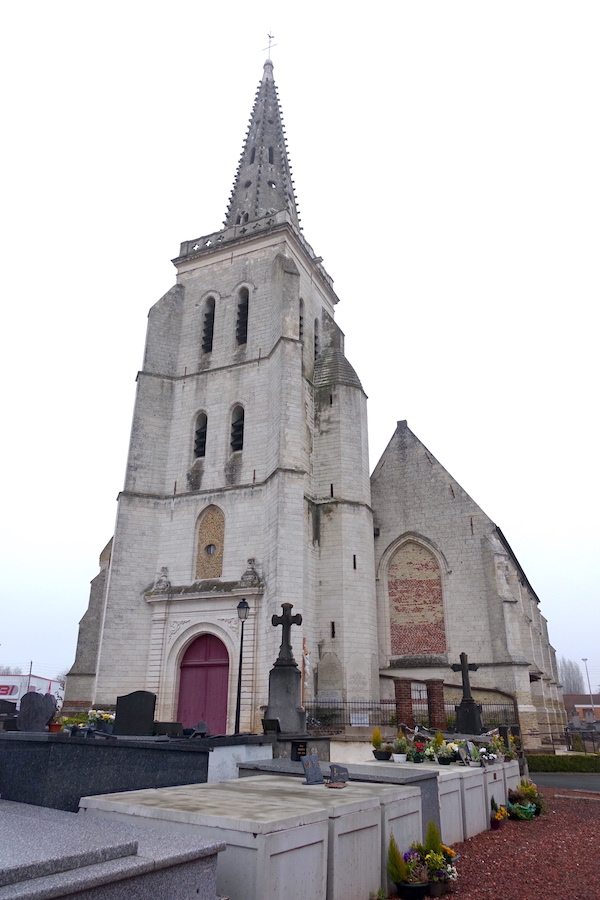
291,740,307,761
301,754,324,785
328,764,349,784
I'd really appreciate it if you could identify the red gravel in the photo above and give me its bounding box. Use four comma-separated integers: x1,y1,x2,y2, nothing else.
390,789,600,900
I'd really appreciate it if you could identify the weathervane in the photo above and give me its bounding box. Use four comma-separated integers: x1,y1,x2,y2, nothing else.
263,33,277,59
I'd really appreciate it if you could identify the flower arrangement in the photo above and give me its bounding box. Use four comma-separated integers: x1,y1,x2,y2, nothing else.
392,730,409,754
479,747,498,764
387,823,459,893
437,741,455,760
88,709,115,726
508,779,547,817
412,740,426,763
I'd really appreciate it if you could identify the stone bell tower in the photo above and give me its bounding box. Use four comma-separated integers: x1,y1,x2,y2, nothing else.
65,59,380,731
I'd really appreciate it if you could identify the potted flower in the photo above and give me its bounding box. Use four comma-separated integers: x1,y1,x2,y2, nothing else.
468,745,481,766
479,746,498,765
490,798,509,830
372,726,392,760
436,742,455,765
412,740,426,763
392,730,409,762
88,709,116,734
387,835,429,900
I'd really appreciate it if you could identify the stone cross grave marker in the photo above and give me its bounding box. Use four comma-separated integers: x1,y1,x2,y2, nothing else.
451,652,484,734
272,602,302,667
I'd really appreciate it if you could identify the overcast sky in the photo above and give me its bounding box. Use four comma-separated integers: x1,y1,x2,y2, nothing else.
1,3,598,694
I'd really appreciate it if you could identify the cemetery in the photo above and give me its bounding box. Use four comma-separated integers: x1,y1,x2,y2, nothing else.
0,635,525,899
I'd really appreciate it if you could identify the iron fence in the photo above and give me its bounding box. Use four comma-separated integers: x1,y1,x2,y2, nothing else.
305,700,517,735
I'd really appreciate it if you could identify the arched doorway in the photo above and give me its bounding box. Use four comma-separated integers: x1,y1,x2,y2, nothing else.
177,634,229,733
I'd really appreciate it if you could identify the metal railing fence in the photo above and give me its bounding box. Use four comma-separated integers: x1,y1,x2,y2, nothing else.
305,700,517,735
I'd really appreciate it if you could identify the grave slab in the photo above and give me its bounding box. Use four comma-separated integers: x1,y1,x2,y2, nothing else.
0,799,223,900
237,755,441,840
226,774,422,897
79,783,329,900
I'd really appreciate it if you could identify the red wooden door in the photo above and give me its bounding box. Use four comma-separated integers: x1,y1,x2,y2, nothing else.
177,634,229,733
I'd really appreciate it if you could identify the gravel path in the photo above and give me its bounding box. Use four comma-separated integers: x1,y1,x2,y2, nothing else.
389,788,600,900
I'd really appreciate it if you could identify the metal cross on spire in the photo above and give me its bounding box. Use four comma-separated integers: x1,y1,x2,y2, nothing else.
262,33,277,59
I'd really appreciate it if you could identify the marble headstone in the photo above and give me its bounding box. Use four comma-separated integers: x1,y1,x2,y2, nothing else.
113,691,156,736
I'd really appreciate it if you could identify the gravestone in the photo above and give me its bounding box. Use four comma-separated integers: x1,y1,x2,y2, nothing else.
0,699,18,732
262,603,306,735
113,691,156,736
328,764,349,786
17,693,56,732
451,652,485,734
301,754,324,785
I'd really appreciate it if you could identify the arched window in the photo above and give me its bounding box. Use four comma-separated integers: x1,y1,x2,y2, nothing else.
196,505,225,579
194,413,207,458
299,299,304,343
231,406,244,452
314,317,320,361
202,298,215,353
236,288,249,345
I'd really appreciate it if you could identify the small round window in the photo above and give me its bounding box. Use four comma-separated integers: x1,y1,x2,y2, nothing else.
244,180,252,188
205,544,216,555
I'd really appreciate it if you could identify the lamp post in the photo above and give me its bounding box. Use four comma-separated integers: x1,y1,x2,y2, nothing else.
234,599,249,734
582,658,596,725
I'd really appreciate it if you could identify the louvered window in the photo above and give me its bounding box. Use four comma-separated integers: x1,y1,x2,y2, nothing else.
231,406,244,452
236,288,249,345
314,317,320,361
202,298,215,353
194,413,207,458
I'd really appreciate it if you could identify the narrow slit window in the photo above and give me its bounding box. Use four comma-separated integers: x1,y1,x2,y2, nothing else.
268,146,274,164
194,413,207,458
202,298,215,353
231,406,245,452
250,147,256,164
236,288,249,345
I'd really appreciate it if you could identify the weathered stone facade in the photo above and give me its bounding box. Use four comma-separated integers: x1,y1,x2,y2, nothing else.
65,60,563,746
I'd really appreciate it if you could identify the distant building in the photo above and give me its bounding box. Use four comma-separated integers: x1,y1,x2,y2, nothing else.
562,693,599,728
65,60,564,746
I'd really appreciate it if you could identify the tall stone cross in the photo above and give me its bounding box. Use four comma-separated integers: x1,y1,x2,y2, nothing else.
451,652,478,702
272,602,302,667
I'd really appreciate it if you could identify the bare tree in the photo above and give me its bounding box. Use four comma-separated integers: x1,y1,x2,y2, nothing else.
558,657,585,693
0,665,23,675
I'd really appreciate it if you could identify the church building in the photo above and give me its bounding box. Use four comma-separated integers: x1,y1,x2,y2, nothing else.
65,60,564,746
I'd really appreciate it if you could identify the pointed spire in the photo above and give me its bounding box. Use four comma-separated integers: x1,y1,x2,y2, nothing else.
224,60,300,230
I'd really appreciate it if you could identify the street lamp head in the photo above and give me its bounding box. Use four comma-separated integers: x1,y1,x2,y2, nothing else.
237,598,249,621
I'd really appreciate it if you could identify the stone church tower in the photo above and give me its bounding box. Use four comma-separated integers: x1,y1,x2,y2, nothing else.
65,59,379,731
66,60,564,745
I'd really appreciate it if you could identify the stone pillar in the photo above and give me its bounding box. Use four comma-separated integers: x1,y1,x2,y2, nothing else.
394,679,414,728
425,679,447,731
